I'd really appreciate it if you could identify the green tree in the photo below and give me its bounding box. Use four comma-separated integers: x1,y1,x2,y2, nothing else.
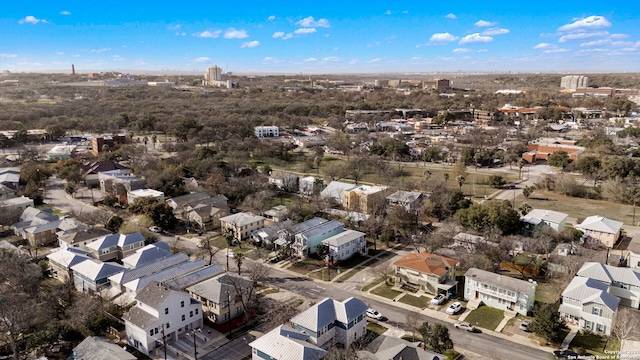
455,200,521,235
488,175,507,188
522,186,534,199
519,203,533,216
530,303,568,345
105,215,124,232
418,322,454,354
547,151,571,169
128,197,177,229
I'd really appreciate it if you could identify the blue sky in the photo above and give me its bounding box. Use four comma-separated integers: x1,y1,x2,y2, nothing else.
1,1,639,73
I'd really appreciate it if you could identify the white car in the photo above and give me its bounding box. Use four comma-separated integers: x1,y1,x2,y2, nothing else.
445,302,463,315
519,320,532,331
149,226,162,233
454,322,476,332
431,294,446,305
366,308,383,320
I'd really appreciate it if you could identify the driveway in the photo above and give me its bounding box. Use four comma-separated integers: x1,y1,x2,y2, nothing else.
44,176,103,215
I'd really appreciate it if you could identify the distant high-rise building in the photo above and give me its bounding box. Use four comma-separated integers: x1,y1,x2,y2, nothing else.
204,65,222,85
560,75,589,90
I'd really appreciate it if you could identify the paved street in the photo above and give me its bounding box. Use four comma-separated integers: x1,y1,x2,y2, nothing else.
44,176,103,215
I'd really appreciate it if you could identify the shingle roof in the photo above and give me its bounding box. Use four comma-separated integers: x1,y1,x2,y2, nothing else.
562,276,619,312
387,190,424,204
186,273,252,304
167,191,212,207
576,215,623,234
220,212,265,227
58,227,112,246
133,280,193,309
122,303,159,329
249,325,327,360
395,252,459,276
464,268,536,295
72,336,136,360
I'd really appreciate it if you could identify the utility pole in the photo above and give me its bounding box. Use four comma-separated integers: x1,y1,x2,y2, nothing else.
161,323,167,360
191,329,198,360
227,290,232,337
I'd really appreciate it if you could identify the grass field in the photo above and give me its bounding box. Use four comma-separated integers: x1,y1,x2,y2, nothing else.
570,333,620,357
535,278,564,304
366,322,388,336
398,294,431,308
361,277,385,292
463,306,504,331
371,283,402,300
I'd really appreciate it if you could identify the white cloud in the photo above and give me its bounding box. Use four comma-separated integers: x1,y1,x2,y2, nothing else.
459,33,493,45
241,40,260,48
177,32,186,36
167,24,181,31
283,33,293,40
193,30,221,38
60,10,71,15
558,15,611,32
90,48,111,53
610,33,630,39
385,10,392,15
224,28,249,39
56,52,64,55
322,56,339,62
349,59,358,65
297,16,330,28
304,57,318,62
559,31,608,43
482,28,509,36
273,32,285,38
475,20,496,27
453,48,471,54
0,54,17,58
194,57,210,63
611,41,634,47
19,16,47,24
369,58,381,62
533,43,555,50
294,28,316,35
445,13,457,19
268,15,276,21
263,57,275,61
430,32,459,43
580,39,611,47
543,48,570,53
112,55,124,61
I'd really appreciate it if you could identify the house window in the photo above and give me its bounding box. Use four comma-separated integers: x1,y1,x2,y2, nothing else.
166,322,171,329
165,308,169,315
155,328,158,335
190,311,193,317
182,314,186,321
181,301,185,308
592,307,602,316
150,330,154,336
195,308,199,315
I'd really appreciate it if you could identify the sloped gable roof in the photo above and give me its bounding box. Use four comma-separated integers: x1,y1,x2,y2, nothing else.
395,252,459,276
71,259,125,281
576,215,623,234
249,325,327,360
562,276,619,312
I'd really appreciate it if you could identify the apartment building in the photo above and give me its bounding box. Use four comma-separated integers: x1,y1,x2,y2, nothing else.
464,268,536,316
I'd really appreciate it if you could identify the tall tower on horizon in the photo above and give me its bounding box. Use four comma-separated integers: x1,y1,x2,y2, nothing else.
204,65,222,85
71,64,75,75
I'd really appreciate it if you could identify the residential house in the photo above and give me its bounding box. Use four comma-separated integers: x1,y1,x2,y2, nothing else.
268,170,299,191
341,185,387,214
70,336,136,360
626,235,640,270
292,220,344,258
84,232,146,262
320,181,357,205
273,217,328,250
166,192,212,216
559,277,619,336
321,230,367,262
255,126,279,138
47,247,92,282
99,171,146,203
186,198,229,230
127,188,165,205
288,297,368,349
299,176,323,196
263,205,289,223
463,268,536,316
0,183,16,199
162,265,225,291
521,209,568,237
249,325,327,360
71,258,125,293
123,282,203,356
394,252,459,296
82,161,130,187
220,213,265,242
13,207,61,246
186,273,253,332
58,227,112,249
0,167,20,189
386,190,425,214
575,262,640,308
361,335,445,360
576,215,623,248
449,232,494,254
251,220,293,249
0,196,33,218
121,242,173,269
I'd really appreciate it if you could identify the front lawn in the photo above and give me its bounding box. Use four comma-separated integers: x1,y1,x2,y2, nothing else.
570,333,620,357
288,259,323,275
398,294,431,308
361,277,385,292
366,322,388,336
462,306,504,331
371,283,402,300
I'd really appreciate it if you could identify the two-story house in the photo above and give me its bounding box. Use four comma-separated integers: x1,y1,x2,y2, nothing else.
464,268,536,316
559,277,619,336
386,190,426,214
58,227,112,249
576,215,623,248
268,170,299,191
321,230,367,262
71,258,125,293
186,273,252,332
575,262,640,308
299,176,323,196
249,325,327,360
220,213,265,242
292,220,344,258
394,252,459,296
47,247,92,282
320,181,357,205
123,281,203,356
521,209,568,237
84,232,146,262
341,185,387,214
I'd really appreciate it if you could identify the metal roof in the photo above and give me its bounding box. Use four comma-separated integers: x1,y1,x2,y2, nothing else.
123,259,205,292
163,264,225,290
521,209,568,225
464,268,536,295
321,230,365,247
219,212,265,227
577,262,640,287
576,215,623,234
71,259,125,281
112,253,189,285
298,220,343,240
249,325,327,360
562,276,620,312
121,243,174,269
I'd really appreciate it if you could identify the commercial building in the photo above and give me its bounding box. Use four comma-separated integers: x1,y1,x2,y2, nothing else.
521,137,585,163
561,75,589,90
91,135,127,156
254,126,280,138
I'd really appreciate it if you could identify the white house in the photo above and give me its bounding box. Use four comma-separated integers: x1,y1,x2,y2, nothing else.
299,176,322,196
255,126,279,138
71,259,125,293
249,325,327,360
521,209,568,237
123,281,203,356
575,262,640,308
127,188,165,205
321,230,367,262
464,268,536,316
559,277,619,336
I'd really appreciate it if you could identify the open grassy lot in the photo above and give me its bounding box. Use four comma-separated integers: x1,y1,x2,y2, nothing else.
570,333,620,357
463,306,504,331
519,190,632,225
398,294,431,308
371,283,402,300
535,278,565,304
288,258,323,275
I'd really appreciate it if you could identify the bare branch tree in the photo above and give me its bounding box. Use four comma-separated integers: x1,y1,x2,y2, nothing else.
613,307,638,343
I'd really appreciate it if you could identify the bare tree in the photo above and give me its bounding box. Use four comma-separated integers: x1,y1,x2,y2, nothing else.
613,307,638,343
406,310,421,342
198,236,221,265
372,261,393,285
71,208,114,227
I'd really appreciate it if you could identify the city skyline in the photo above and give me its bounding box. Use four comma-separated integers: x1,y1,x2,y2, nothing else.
2,1,640,74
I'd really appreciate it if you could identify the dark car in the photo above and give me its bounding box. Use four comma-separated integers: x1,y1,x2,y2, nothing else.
553,349,579,359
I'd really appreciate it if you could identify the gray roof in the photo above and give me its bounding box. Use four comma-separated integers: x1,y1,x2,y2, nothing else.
220,212,265,227
322,230,365,247
521,209,568,225
386,190,424,204
121,243,173,268
71,336,136,360
58,227,112,246
562,276,620,311
71,259,125,281
166,191,211,208
133,280,195,309
298,220,343,240
320,181,357,201
576,262,640,287
123,259,205,292
464,268,536,295
576,215,623,234
290,297,368,333
288,217,328,235
47,248,91,268
249,324,327,360
186,273,252,303
111,253,189,285
374,335,445,360
163,264,225,290
86,232,145,251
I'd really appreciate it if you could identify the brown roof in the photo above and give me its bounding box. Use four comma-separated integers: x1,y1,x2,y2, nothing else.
394,252,458,276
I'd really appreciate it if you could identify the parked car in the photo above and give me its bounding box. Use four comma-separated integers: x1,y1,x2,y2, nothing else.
553,350,579,359
431,294,446,305
445,302,463,315
366,308,383,320
519,320,532,332
149,226,162,233
454,322,476,332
